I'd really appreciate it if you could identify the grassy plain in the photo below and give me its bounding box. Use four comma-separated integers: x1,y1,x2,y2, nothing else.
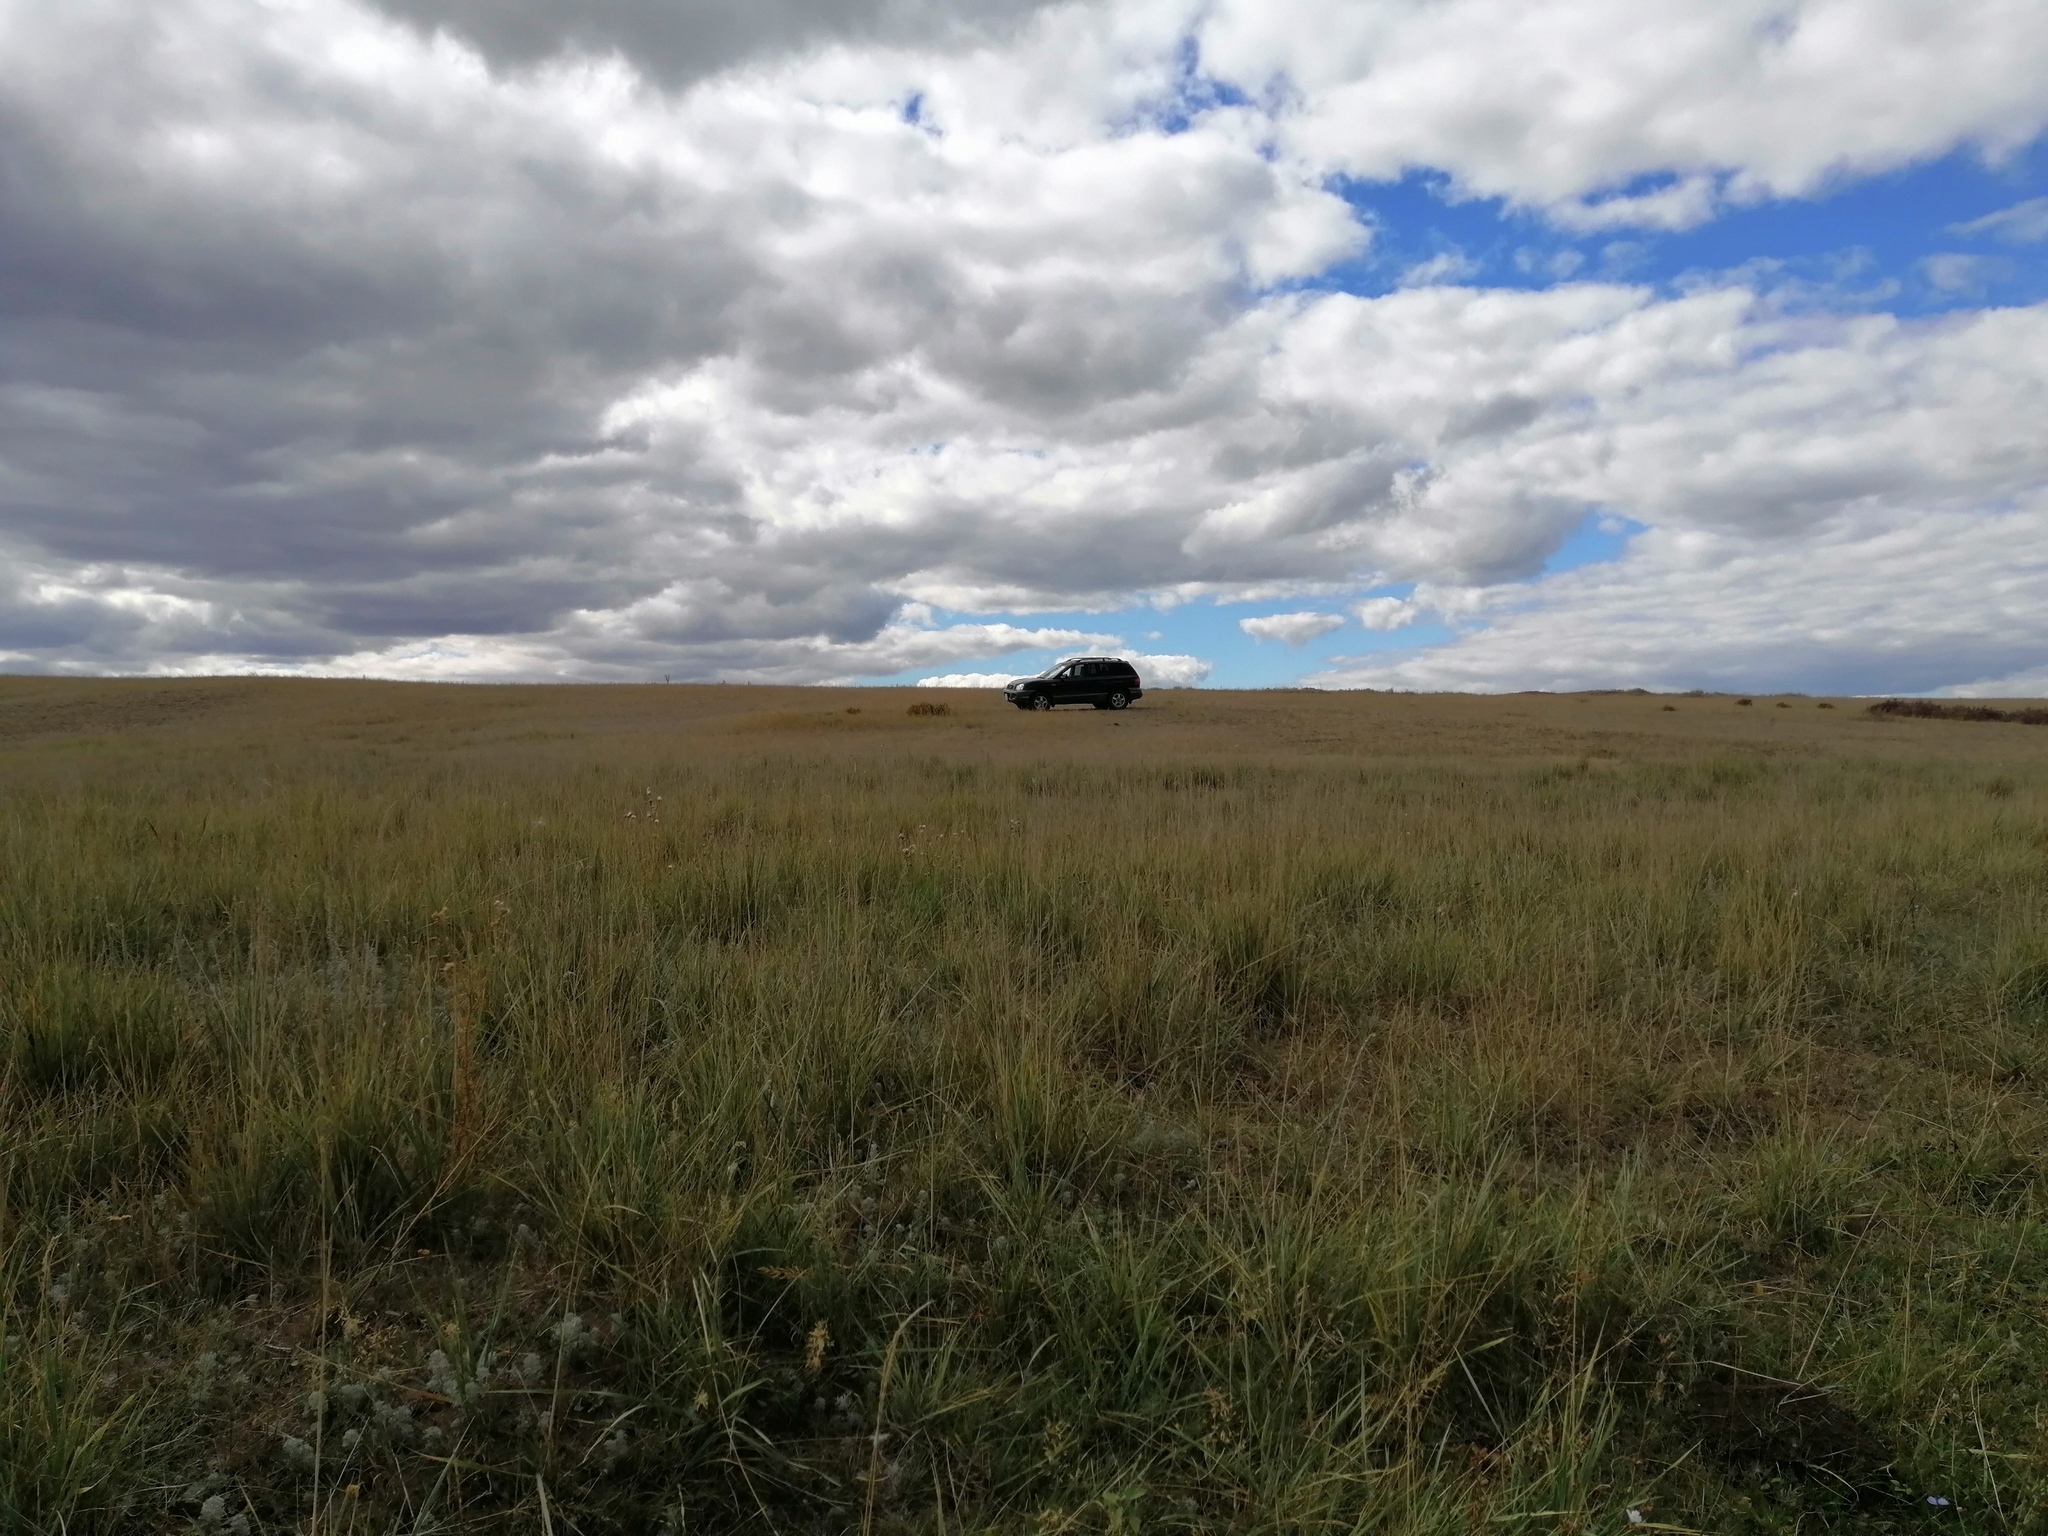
3,677,2048,1535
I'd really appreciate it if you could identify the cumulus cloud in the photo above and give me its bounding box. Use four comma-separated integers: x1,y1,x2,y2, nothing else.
0,0,2043,689
1200,0,2048,225
1127,652,1213,686
1353,597,1419,630
1240,611,1346,645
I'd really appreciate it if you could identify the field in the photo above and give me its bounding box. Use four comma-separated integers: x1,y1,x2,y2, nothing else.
4,677,2048,1535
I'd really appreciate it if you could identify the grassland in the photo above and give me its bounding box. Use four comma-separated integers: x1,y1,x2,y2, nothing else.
3,677,2047,1535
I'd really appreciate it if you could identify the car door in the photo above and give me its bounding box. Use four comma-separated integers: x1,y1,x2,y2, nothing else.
1074,661,1107,703
1052,663,1086,704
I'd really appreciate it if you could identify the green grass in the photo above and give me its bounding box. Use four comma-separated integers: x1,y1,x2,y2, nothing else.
3,703,2047,1532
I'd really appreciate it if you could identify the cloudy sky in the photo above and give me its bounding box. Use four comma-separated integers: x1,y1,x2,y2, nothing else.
3,0,2046,692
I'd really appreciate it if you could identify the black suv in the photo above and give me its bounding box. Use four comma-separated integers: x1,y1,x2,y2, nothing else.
1005,657,1144,710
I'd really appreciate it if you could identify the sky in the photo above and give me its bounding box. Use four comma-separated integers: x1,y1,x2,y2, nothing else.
2,0,2046,694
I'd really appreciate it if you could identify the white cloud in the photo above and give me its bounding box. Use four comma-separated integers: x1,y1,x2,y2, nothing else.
1516,247,1587,281
1200,0,2048,226
0,0,2042,692
1921,253,2008,294
1353,596,1419,630
1952,196,2048,242
1126,652,1213,686
919,650,1212,686
1240,610,1347,645
1399,249,1480,287
916,671,1023,687
1306,499,2048,695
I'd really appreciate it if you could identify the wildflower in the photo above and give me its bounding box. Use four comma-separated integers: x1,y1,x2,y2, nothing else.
1627,1513,1646,1526
1201,1387,1242,1453
1042,1418,1073,1466
1927,1496,1953,1508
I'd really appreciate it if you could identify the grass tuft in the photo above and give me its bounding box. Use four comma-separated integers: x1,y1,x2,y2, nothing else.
1,679,2044,1532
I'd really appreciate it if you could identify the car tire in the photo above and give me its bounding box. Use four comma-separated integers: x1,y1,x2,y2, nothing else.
1105,690,1129,710
1032,695,1055,710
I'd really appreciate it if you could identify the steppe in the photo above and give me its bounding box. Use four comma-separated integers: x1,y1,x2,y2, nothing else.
4,677,2047,1534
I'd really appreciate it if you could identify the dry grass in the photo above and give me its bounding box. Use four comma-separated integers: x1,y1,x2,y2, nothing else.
2,678,2047,1534
1870,699,2048,727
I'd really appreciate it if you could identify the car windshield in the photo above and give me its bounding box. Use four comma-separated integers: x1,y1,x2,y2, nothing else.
1034,660,1074,678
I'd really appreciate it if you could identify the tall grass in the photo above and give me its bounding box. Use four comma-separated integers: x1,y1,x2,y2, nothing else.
3,723,2046,1532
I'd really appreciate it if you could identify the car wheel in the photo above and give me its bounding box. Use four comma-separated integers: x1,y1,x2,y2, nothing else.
1032,695,1055,710
1106,690,1129,710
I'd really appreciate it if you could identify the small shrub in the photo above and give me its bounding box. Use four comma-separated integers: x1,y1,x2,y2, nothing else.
1736,698,1753,706
1868,698,2048,725
906,701,951,717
